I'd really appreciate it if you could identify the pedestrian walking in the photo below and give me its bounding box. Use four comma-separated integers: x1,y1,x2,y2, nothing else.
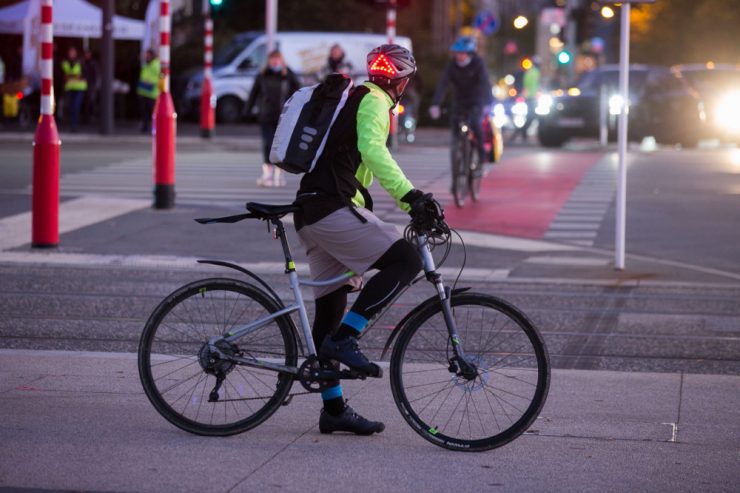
509,56,541,143
82,49,99,124
136,49,160,133
61,46,87,132
317,43,354,82
245,49,301,187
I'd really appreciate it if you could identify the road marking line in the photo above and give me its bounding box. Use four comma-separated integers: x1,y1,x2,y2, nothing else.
548,223,602,230
0,197,149,251
544,231,598,238
524,256,611,267
0,252,510,281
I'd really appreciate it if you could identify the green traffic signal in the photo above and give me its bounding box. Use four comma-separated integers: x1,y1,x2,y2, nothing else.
557,51,571,64
209,0,223,6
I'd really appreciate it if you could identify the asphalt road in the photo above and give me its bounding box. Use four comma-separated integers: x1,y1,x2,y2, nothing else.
0,130,738,491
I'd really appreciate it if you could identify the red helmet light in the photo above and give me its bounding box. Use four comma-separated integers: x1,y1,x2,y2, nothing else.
368,53,397,77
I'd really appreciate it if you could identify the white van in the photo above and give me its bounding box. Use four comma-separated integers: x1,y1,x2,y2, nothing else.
183,31,413,123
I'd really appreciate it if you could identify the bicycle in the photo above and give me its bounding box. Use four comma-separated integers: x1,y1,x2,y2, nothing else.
138,201,550,452
450,110,484,208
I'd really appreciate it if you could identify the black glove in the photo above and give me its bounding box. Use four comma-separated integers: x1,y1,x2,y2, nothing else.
401,189,444,231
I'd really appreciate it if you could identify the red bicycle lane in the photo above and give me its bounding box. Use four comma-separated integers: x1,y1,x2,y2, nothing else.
443,151,605,239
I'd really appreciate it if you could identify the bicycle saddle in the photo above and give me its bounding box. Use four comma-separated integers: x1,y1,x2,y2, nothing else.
246,202,301,219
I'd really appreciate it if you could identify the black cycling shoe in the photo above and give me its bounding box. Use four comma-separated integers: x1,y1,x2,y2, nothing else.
319,406,385,435
319,336,382,377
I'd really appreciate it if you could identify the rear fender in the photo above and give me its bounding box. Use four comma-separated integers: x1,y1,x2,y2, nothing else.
380,287,471,360
197,259,306,356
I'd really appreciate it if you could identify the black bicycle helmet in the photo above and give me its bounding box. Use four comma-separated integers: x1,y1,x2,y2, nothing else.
367,44,417,87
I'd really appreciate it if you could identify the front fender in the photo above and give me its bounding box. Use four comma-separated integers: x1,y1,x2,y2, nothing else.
380,287,471,360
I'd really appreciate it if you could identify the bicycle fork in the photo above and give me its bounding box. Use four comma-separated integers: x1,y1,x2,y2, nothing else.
415,235,477,379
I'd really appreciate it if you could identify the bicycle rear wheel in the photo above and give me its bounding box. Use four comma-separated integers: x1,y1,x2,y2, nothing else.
450,133,469,208
138,278,298,436
390,292,549,451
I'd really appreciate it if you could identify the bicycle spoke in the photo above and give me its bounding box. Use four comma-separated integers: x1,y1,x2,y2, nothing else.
139,279,297,435
391,293,549,450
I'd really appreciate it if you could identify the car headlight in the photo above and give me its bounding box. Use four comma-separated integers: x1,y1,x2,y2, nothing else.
492,103,507,128
609,94,625,116
512,100,528,116
715,91,740,133
535,94,553,115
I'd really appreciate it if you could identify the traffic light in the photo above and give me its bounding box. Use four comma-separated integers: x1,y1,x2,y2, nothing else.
521,57,533,70
209,0,223,6
557,50,571,64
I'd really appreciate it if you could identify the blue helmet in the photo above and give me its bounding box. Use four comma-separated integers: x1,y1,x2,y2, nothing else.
450,36,477,53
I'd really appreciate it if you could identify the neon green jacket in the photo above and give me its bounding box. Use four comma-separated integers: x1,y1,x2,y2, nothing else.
523,66,540,99
137,58,160,99
352,82,415,212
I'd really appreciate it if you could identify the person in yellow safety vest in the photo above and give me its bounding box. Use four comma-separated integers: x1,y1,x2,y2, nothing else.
62,46,88,132
509,56,541,143
137,49,160,133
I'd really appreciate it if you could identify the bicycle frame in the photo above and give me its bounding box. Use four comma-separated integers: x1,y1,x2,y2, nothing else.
203,215,471,378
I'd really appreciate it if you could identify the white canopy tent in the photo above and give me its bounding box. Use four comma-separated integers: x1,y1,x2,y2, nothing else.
0,0,145,75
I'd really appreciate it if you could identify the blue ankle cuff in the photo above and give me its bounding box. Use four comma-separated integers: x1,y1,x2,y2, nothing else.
321,384,343,401
342,311,368,334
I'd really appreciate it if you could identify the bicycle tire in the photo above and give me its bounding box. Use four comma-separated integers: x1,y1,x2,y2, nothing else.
469,145,482,203
450,133,468,208
138,278,298,436
390,292,549,451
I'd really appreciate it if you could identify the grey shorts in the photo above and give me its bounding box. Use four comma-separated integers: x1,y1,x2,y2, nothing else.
296,207,402,298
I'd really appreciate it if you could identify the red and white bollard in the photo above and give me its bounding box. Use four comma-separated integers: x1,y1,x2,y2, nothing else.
32,0,60,248
387,0,399,149
153,0,176,209
200,1,215,138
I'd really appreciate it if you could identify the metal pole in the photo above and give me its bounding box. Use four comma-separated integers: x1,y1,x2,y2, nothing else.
615,3,630,270
266,0,277,52
100,0,114,135
32,0,60,248
564,0,578,84
599,82,607,146
455,0,463,36
387,0,398,149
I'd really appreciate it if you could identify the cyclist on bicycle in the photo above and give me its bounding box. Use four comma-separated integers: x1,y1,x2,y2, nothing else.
294,44,440,436
429,36,493,167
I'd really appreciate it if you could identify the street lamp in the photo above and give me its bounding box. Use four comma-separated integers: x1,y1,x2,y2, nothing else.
513,15,528,29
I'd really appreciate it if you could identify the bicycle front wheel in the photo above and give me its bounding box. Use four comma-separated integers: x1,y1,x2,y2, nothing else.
450,133,469,208
138,278,298,436
468,147,482,203
390,292,549,451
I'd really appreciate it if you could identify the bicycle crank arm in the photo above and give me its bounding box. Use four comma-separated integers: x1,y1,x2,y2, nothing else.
229,355,299,376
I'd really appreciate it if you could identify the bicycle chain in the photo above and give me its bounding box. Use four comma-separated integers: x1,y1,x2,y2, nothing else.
207,390,312,403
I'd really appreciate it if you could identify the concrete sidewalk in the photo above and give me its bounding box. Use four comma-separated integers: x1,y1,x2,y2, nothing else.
0,349,737,492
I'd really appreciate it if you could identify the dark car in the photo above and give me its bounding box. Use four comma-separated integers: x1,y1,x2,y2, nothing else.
673,63,740,144
537,65,705,148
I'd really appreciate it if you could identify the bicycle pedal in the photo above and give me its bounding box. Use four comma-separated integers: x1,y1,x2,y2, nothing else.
352,364,383,379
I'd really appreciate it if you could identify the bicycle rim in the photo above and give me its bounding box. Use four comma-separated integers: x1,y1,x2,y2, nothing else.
138,278,297,436
390,293,549,451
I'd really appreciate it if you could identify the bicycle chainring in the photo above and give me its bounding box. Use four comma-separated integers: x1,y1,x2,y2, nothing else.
297,356,324,393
